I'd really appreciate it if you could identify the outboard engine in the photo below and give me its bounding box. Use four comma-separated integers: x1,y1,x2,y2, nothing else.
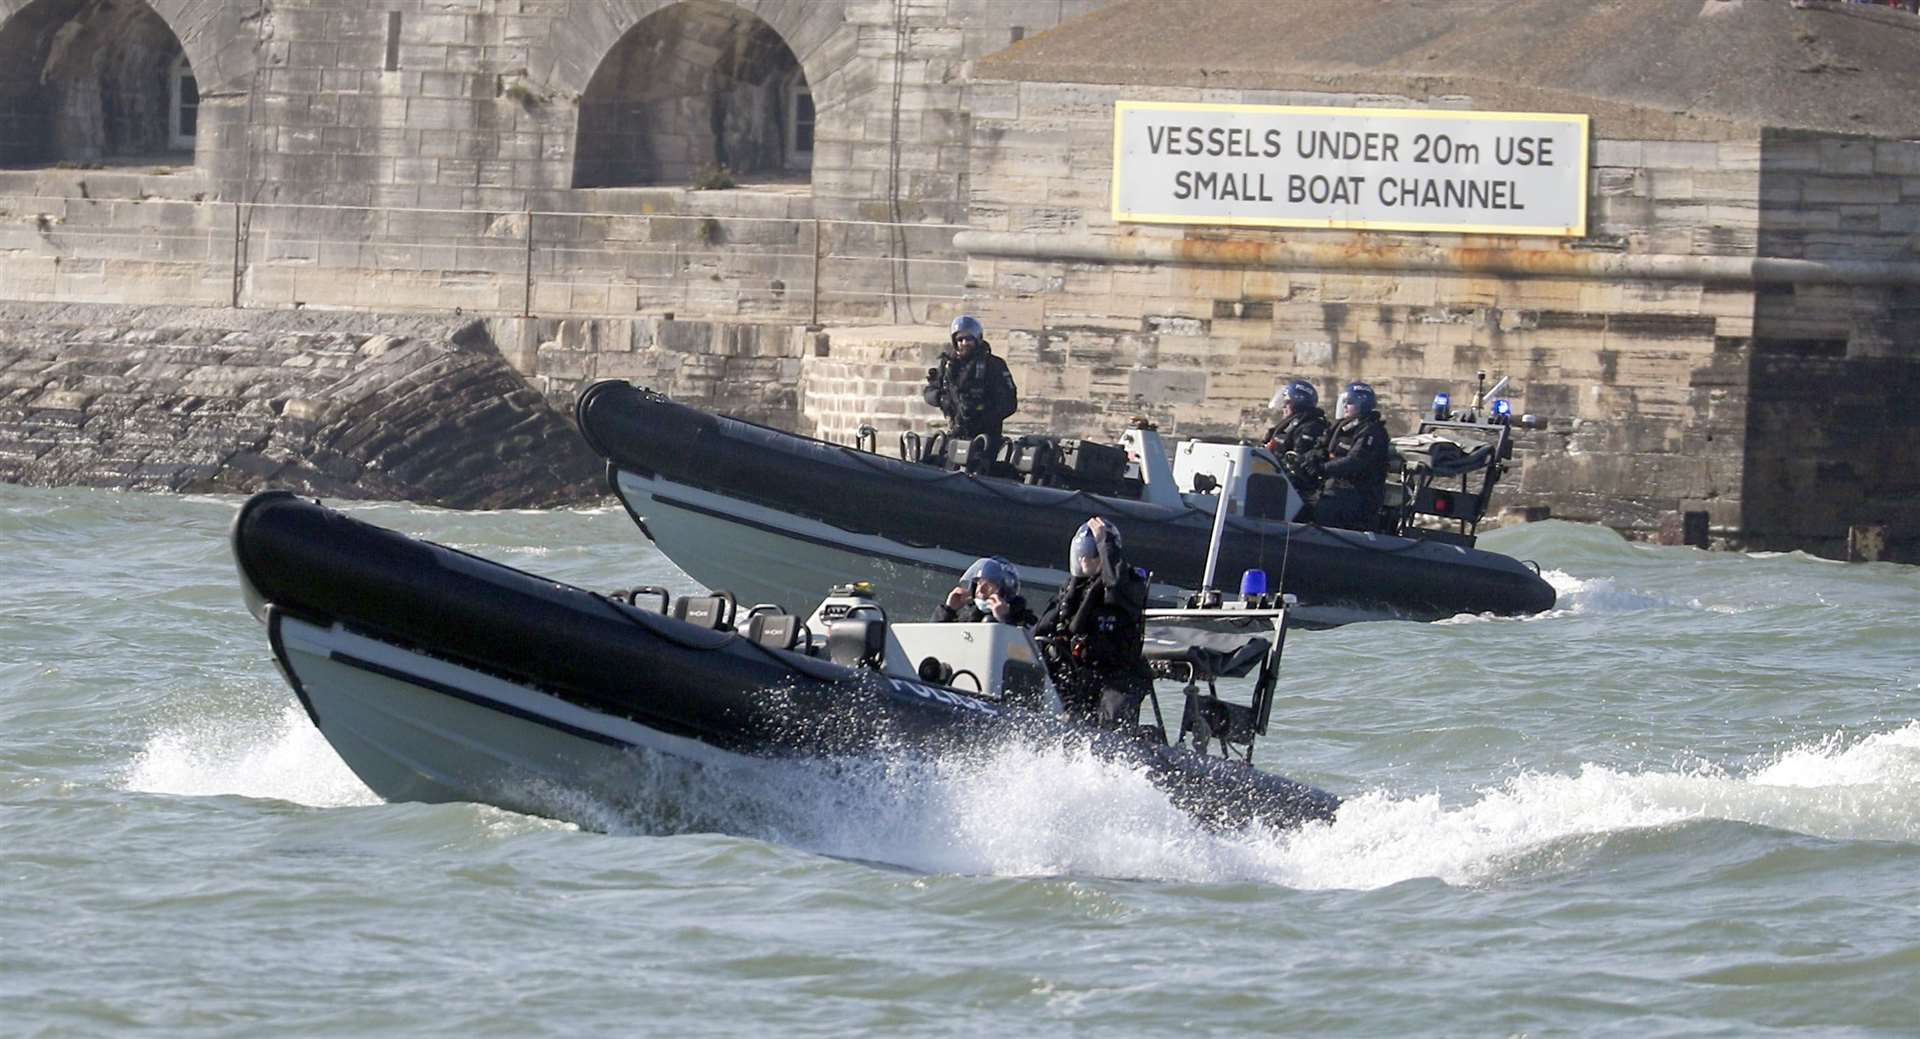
806,582,899,671
827,617,887,669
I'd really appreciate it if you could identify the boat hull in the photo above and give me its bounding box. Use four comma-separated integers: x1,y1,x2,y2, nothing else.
578,381,1556,626
234,492,1341,834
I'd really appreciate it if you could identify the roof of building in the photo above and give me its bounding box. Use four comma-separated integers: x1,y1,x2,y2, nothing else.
978,0,1920,138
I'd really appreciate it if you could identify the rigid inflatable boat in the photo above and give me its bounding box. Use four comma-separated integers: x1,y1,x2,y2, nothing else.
575,381,1556,629
232,492,1340,834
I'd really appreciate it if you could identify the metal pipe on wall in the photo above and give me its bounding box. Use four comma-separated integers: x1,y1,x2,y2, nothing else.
953,230,1920,287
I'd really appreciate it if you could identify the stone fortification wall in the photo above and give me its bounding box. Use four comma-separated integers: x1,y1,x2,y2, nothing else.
795,328,945,447
959,77,1759,535
0,302,600,507
0,0,1115,327
1,0,1915,561
1736,129,1920,556
952,74,1920,559
501,315,946,448
505,313,813,429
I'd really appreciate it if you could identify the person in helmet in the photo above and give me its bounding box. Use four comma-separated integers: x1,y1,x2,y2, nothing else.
1264,379,1329,458
933,555,1037,626
1032,517,1154,732
1263,378,1331,499
923,315,1019,447
1310,381,1392,531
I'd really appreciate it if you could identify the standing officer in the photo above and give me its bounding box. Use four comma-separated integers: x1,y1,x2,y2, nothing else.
923,315,1019,448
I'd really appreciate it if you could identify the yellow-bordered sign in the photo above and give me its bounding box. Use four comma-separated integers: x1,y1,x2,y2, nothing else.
1111,101,1590,237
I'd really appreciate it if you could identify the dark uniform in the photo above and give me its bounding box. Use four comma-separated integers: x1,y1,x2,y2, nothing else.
1266,405,1332,500
1313,409,1391,531
1033,528,1153,730
931,595,1038,627
923,342,1019,443
1265,406,1330,458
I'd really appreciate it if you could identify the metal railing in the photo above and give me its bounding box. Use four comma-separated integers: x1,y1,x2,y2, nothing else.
0,194,969,325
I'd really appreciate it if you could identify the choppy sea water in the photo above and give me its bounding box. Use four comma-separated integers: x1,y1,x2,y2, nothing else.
2,483,1917,1037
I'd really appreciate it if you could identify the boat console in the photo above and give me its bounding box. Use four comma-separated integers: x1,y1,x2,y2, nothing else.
607,578,1299,762
800,583,1060,713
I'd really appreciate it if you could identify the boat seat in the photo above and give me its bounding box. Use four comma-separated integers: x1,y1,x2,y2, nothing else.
673,595,735,630
610,586,670,613
744,612,800,651
826,617,887,670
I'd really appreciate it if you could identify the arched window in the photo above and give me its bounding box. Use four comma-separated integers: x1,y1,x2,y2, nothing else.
0,0,198,164
168,53,198,151
574,0,813,188
786,74,814,171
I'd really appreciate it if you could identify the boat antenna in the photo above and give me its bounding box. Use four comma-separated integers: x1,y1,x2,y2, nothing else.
1197,455,1237,607
1275,487,1297,602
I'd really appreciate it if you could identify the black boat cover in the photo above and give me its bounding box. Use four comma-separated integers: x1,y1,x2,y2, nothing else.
576,381,1556,623
233,492,1341,831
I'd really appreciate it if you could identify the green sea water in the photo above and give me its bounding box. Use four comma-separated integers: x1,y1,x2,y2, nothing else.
2,484,1916,1036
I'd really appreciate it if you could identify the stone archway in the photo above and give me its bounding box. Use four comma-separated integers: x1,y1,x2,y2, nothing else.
567,0,833,189
0,0,207,167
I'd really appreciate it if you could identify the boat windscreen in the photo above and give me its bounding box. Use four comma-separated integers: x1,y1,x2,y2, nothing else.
1142,620,1271,679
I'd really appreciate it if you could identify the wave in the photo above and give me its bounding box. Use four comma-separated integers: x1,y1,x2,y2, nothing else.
1284,731,1920,890
686,722,1920,885
123,704,378,809
121,699,1920,889
1437,568,1678,624
738,722,1919,887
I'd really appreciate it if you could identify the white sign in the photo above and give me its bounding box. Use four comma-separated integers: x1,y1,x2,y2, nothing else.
1112,101,1589,237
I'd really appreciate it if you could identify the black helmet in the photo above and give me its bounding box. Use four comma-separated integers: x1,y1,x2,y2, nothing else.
961,556,1019,599
1269,379,1318,412
1343,382,1377,415
950,315,984,346
1069,518,1122,579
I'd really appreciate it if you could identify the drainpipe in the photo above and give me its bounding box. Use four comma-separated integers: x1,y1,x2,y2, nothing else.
953,230,1920,287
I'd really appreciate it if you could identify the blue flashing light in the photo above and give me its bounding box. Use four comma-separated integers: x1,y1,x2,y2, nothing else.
1432,392,1451,420
1492,398,1512,417
1240,569,1268,597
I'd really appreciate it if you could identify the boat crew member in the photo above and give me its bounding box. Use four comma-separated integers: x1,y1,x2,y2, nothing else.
1308,381,1391,531
1033,517,1154,731
923,315,1019,448
1265,379,1330,457
933,556,1038,626
1264,378,1331,497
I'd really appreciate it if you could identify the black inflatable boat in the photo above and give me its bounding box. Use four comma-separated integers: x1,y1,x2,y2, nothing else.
232,492,1340,834
575,381,1557,628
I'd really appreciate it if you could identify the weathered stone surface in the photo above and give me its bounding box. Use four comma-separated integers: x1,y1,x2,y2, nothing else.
0,302,601,508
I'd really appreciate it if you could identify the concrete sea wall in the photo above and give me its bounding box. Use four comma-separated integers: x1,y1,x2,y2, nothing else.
0,302,601,507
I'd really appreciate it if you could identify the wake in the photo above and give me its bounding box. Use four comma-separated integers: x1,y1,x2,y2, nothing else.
123,704,1920,888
